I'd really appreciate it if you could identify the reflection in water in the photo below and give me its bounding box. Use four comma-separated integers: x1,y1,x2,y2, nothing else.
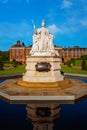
26,104,60,130
0,78,87,129
1,98,87,129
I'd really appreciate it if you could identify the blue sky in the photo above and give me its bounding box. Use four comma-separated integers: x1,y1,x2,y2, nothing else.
0,0,87,51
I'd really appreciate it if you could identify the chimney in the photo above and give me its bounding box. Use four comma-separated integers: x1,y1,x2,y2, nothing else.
17,40,20,45
22,42,25,46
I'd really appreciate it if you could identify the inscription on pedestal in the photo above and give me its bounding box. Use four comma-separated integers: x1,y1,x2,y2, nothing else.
35,62,51,72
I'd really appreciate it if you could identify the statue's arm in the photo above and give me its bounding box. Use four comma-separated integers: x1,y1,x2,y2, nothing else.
32,20,37,34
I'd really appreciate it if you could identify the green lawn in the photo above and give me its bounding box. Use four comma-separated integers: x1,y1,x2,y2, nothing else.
0,66,26,75
0,65,87,75
61,65,87,75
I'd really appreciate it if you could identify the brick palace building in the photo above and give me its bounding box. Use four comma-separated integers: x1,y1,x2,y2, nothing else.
10,40,87,64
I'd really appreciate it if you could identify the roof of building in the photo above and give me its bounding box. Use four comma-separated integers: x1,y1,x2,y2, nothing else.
54,44,62,48
26,45,32,48
11,41,25,48
63,47,87,49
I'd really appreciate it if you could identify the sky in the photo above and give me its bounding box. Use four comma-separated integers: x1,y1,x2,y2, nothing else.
0,0,87,51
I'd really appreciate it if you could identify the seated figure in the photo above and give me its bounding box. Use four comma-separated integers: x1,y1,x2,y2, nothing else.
30,20,59,56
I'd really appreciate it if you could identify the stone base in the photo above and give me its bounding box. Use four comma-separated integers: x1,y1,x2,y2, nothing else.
0,78,87,104
23,56,64,82
17,78,70,90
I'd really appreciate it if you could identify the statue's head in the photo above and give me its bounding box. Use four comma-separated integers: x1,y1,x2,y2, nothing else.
42,20,46,27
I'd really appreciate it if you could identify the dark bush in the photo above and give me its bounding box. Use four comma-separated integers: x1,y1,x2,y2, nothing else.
81,55,87,60
11,59,18,68
0,61,4,70
65,60,72,67
71,58,75,66
81,60,87,70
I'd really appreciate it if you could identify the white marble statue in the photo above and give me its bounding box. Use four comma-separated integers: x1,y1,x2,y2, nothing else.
30,20,59,56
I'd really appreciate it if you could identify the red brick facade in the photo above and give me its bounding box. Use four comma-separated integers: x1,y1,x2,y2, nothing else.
10,41,87,63
62,47,87,61
10,41,26,64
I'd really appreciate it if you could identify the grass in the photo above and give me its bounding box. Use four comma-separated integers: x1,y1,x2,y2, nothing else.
61,65,87,75
0,66,26,75
0,64,87,75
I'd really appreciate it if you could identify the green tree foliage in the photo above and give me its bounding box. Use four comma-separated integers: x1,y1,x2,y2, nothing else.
65,60,72,67
81,60,87,70
0,51,9,62
71,58,75,66
0,51,10,68
11,60,22,68
62,57,64,63
11,59,17,68
0,61,4,70
81,55,87,60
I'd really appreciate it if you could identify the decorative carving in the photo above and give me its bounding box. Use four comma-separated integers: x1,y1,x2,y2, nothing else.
35,62,51,72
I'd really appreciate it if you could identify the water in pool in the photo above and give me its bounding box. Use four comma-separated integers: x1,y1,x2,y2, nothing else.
0,79,87,130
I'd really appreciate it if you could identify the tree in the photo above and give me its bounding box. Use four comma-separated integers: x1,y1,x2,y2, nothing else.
0,51,9,62
11,59,18,68
65,60,72,67
81,60,87,70
0,60,4,70
81,55,87,60
71,58,75,66
62,57,64,63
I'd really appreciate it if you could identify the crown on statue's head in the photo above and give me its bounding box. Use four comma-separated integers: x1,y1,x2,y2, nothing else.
42,20,46,27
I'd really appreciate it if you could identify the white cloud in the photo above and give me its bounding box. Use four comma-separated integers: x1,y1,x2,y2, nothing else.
47,23,78,36
61,0,73,9
80,19,87,26
48,24,63,34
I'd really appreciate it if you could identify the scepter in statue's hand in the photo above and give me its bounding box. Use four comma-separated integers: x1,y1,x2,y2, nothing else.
32,20,37,34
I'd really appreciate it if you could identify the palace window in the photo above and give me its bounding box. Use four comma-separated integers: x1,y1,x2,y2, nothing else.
12,49,15,56
19,49,22,54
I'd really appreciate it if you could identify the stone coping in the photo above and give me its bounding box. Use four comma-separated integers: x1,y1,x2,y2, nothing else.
0,92,75,104
0,78,87,104
0,73,87,79
0,74,22,79
64,73,87,78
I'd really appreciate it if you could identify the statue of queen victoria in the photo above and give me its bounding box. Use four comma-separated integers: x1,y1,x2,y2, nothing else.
30,20,59,56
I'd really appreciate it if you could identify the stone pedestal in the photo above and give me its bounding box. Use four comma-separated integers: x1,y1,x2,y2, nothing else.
23,56,64,83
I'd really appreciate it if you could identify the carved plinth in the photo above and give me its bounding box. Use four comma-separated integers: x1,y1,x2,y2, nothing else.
26,104,60,122
26,103,60,130
23,56,64,83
